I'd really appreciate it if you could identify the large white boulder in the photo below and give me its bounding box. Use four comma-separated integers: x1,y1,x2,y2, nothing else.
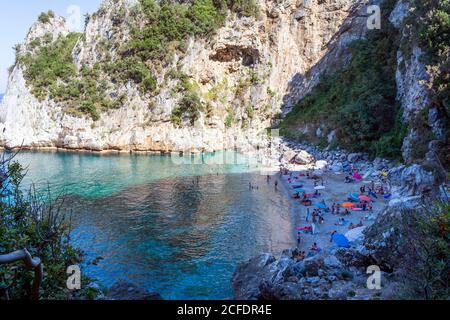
345,226,367,243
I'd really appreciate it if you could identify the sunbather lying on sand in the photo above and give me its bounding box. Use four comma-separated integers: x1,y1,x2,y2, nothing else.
335,218,346,226
310,243,321,252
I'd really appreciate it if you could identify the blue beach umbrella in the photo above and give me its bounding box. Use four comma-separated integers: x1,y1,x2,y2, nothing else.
315,203,327,209
294,188,305,193
349,193,360,202
332,233,350,248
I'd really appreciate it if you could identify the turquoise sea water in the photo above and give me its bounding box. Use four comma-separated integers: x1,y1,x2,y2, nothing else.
11,151,294,300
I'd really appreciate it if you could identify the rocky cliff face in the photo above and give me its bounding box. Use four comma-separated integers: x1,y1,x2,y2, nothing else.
389,0,434,164
0,0,370,153
389,0,448,166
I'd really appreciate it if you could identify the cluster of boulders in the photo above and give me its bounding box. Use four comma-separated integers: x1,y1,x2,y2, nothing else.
280,140,394,174
232,246,397,300
279,140,447,201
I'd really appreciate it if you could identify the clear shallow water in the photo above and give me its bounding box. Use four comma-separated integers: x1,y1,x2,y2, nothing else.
11,151,294,300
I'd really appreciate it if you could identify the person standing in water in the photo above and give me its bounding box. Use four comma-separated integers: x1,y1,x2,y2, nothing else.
275,180,278,191
306,208,311,223
311,212,319,234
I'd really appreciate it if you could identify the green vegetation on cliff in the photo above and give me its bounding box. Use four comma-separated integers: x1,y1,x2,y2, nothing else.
169,69,205,126
407,0,450,167
123,0,259,63
396,201,450,299
281,5,406,160
412,0,449,110
17,0,260,122
38,10,55,24
127,0,225,62
18,33,119,121
126,0,259,126
19,33,80,101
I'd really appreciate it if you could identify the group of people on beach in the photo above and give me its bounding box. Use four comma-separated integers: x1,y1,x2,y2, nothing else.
348,221,364,230
291,168,376,252
278,160,394,259
306,208,325,225
293,243,321,261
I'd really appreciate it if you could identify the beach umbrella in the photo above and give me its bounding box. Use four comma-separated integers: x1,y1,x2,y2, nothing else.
349,193,360,202
314,186,326,190
332,233,350,248
359,195,371,202
342,202,356,208
353,172,362,180
315,203,327,209
294,188,305,193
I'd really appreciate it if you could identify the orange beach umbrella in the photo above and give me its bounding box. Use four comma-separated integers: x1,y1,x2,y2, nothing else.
342,202,356,208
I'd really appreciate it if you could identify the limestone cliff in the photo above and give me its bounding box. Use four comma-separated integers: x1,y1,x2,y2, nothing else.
390,0,449,166
0,0,366,153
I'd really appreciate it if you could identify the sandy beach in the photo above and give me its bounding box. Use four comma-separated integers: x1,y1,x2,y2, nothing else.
276,166,389,254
